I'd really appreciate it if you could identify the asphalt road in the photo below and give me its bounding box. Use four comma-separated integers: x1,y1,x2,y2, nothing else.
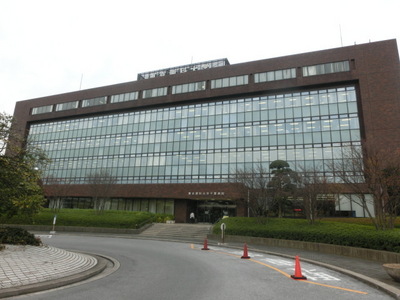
11,234,393,300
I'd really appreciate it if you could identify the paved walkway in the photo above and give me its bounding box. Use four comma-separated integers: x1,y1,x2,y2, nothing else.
0,244,107,298
1,233,400,299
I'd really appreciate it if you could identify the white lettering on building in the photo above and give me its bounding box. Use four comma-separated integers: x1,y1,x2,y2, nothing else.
188,191,225,196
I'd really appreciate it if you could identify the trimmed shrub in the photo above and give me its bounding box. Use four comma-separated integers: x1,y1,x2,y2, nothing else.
0,209,174,229
0,227,41,246
213,217,400,253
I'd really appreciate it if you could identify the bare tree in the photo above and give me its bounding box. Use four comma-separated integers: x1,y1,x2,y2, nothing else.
44,175,73,212
229,163,272,222
330,145,400,230
0,112,13,154
297,167,335,224
86,169,117,214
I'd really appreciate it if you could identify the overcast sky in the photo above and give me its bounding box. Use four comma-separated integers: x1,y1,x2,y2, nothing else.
1,0,399,116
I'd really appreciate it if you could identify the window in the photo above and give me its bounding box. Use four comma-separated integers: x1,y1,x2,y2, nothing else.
172,81,206,94
211,75,248,89
111,92,138,103
55,101,79,112
255,68,296,83
303,61,350,77
32,105,53,115
142,87,168,99
82,97,107,107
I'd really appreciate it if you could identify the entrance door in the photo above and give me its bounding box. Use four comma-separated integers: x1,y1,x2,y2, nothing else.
195,200,236,223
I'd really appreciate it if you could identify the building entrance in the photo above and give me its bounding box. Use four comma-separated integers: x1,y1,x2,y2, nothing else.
193,200,236,223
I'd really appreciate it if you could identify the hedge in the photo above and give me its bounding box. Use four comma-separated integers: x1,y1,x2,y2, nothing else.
213,217,400,252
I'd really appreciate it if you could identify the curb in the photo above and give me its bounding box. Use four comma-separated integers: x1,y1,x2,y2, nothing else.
1,224,147,234
0,254,110,299
207,234,400,264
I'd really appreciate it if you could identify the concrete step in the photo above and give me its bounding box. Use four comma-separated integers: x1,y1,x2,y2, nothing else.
139,223,212,240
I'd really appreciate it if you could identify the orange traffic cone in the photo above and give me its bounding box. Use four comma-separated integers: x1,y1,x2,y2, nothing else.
241,243,250,259
291,256,307,280
202,238,210,250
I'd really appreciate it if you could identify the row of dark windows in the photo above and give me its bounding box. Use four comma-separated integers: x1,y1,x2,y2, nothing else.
31,61,350,115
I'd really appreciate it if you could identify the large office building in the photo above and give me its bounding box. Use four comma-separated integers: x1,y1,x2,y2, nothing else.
13,39,400,222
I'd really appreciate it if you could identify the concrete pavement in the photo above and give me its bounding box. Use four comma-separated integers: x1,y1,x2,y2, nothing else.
1,233,400,299
213,240,400,299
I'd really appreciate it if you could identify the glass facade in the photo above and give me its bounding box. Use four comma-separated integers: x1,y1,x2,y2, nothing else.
57,197,174,214
29,85,360,185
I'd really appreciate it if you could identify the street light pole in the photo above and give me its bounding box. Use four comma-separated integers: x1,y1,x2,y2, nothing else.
247,189,250,217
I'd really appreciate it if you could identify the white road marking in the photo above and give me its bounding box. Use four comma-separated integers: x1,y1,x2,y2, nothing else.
215,246,342,282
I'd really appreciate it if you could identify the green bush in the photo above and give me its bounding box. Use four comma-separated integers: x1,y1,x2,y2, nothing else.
0,227,42,246
213,217,400,253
